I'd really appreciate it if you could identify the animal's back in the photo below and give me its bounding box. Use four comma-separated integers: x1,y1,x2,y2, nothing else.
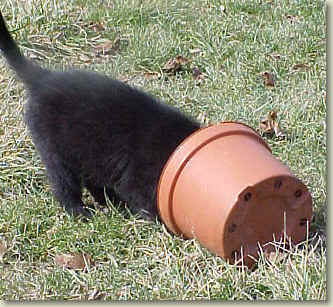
0,9,201,219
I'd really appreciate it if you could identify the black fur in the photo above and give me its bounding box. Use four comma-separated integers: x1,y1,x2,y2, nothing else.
0,11,201,219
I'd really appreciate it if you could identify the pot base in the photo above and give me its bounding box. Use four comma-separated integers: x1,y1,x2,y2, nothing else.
223,175,312,266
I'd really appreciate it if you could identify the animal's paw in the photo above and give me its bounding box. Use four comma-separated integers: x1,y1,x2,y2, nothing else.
132,208,156,221
66,206,92,221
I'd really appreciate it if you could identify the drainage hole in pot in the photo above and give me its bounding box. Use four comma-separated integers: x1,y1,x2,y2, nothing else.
299,218,308,226
274,180,282,189
295,189,302,198
244,192,252,201
228,223,237,233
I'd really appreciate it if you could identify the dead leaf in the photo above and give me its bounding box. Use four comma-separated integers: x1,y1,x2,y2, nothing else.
262,72,275,87
192,67,205,85
259,110,286,139
55,253,94,270
0,240,7,262
143,71,160,80
176,55,189,65
259,110,276,133
163,59,175,71
163,55,190,74
292,63,310,71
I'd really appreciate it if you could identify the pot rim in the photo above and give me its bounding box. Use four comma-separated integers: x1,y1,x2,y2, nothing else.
157,121,271,233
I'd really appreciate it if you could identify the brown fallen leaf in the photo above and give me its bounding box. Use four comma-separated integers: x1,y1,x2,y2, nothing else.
262,71,275,87
143,71,160,80
163,55,190,74
192,67,205,85
55,253,94,270
0,240,7,262
176,55,190,65
163,59,179,71
259,110,276,134
259,110,286,139
292,63,310,71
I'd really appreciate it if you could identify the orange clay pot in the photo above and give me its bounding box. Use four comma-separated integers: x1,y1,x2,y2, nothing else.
157,122,312,267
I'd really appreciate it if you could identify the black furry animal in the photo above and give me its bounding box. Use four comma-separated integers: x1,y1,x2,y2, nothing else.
0,11,200,219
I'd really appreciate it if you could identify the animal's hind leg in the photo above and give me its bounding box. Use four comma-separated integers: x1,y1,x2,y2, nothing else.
84,179,121,206
43,154,90,217
114,178,158,220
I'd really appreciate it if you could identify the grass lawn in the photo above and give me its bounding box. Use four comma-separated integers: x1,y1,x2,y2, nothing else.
0,0,326,300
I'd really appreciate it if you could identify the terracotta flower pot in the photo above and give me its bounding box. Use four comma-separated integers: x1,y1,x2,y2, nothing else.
157,122,312,267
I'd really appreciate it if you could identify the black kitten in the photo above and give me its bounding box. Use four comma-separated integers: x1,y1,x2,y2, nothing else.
0,11,200,219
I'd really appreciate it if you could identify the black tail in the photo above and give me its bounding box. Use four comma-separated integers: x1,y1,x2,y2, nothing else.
0,10,44,84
